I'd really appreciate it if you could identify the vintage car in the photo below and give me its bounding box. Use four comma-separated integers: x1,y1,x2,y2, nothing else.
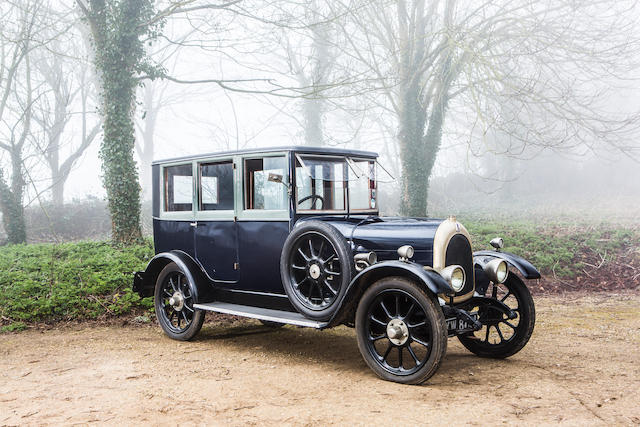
133,146,540,384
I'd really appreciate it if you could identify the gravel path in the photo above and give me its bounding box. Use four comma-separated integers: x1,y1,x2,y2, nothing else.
1,292,639,425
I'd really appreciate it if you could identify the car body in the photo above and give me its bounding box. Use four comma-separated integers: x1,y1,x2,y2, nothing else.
134,146,540,384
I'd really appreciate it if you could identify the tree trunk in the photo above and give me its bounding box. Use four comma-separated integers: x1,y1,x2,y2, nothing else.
100,76,142,244
398,78,429,217
0,152,26,244
303,98,323,146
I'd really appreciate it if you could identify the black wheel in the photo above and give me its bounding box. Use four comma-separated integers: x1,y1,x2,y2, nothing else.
458,274,535,358
259,320,284,328
154,262,205,341
355,277,448,385
280,220,354,321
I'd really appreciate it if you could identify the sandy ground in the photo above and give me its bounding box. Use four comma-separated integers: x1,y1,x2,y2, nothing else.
1,292,639,426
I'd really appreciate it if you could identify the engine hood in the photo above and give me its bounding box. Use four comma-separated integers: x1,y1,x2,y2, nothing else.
298,216,445,266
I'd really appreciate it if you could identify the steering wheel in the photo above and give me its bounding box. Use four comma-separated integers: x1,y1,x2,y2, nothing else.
297,194,325,210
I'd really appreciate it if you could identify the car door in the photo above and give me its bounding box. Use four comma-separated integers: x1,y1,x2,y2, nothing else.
236,153,291,293
193,158,239,282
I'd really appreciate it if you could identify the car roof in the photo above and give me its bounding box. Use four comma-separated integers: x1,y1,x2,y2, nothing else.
152,145,379,165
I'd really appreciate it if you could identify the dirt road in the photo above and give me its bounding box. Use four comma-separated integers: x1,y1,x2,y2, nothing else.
1,292,639,426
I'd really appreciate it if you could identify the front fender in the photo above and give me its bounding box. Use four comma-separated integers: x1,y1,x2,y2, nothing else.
133,250,215,303
473,250,541,280
327,260,454,327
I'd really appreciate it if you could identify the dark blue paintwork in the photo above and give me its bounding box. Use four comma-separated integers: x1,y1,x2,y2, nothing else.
297,216,442,266
237,221,291,293
153,219,195,259
194,221,238,281
473,250,542,279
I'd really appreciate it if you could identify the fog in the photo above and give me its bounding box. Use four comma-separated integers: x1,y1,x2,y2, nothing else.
2,0,640,242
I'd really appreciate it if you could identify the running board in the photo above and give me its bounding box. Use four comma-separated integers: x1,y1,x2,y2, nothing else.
193,302,328,329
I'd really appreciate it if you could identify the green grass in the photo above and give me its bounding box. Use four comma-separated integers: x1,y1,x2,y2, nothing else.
0,240,155,329
464,219,639,278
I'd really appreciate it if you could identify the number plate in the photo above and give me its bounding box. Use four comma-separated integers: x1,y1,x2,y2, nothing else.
446,312,479,332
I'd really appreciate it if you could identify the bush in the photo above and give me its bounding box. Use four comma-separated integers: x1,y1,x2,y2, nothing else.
0,239,155,326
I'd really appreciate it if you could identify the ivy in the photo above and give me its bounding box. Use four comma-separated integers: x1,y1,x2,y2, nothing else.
79,0,164,244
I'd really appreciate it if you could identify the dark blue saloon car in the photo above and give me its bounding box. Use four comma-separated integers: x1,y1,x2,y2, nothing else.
133,146,540,384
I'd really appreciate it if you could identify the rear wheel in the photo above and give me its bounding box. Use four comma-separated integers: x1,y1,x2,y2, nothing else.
355,277,447,385
458,274,535,358
154,263,205,341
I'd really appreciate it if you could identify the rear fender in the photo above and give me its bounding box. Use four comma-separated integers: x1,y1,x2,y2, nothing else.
327,260,454,327
473,250,541,280
133,251,214,303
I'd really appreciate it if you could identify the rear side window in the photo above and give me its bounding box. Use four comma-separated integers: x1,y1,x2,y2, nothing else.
164,164,193,212
199,161,234,211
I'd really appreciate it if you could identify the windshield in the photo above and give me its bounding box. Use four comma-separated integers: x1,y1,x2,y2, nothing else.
295,155,377,212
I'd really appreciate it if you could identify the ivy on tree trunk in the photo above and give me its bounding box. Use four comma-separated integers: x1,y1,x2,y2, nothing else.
77,0,163,244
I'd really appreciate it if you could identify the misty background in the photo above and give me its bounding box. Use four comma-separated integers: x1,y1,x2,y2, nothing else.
1,0,639,243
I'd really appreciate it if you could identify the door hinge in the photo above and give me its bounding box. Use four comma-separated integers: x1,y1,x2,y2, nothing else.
233,262,239,270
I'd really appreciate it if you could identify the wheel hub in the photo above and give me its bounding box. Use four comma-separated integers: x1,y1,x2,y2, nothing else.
308,263,321,280
168,291,185,311
386,319,409,346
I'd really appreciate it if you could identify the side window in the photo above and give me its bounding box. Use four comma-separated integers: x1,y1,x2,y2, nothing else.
164,164,193,212
244,156,287,210
199,161,234,211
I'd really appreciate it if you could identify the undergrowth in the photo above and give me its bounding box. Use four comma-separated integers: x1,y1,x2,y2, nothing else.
0,240,154,328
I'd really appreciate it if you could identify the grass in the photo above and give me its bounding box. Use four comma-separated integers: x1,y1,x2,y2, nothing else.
0,240,155,329
463,219,639,278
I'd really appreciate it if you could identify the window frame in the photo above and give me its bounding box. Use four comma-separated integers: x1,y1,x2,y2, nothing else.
159,161,196,220
195,156,236,221
237,152,291,221
293,153,378,215
347,157,378,213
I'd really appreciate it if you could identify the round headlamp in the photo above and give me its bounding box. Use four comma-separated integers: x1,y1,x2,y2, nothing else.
440,265,466,292
397,245,414,260
483,258,509,284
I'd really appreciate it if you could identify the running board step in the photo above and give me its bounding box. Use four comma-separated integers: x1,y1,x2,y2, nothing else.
193,302,328,329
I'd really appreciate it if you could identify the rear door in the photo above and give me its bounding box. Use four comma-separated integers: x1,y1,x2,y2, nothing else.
193,158,239,282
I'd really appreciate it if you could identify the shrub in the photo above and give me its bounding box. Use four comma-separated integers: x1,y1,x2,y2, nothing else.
0,239,154,325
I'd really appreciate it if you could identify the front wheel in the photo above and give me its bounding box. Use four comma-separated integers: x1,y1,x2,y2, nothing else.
457,274,535,358
355,277,448,385
155,262,205,341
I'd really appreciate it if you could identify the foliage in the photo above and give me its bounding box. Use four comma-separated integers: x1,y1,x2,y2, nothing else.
78,0,164,245
465,220,640,279
0,239,154,327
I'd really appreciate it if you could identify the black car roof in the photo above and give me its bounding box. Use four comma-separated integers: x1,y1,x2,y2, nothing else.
152,145,379,165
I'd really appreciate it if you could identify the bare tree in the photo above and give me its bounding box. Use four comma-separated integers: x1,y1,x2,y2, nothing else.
32,31,101,206
335,0,640,216
0,1,42,243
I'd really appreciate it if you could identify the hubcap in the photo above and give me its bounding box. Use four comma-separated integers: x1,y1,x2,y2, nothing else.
169,291,184,311
309,263,321,280
386,319,409,346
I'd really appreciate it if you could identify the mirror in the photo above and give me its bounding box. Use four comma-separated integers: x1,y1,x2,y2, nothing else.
267,172,284,184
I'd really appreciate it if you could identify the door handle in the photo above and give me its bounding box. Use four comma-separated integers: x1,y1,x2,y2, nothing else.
189,222,198,227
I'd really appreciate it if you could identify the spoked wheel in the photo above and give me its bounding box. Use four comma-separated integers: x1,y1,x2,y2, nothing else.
155,262,204,341
458,274,535,358
355,277,447,385
281,221,353,321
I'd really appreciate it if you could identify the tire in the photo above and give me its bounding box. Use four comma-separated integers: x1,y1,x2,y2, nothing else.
280,220,354,321
355,277,448,385
458,274,535,358
155,262,205,341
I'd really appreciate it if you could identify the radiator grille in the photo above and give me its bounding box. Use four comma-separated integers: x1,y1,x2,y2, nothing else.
445,234,474,297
